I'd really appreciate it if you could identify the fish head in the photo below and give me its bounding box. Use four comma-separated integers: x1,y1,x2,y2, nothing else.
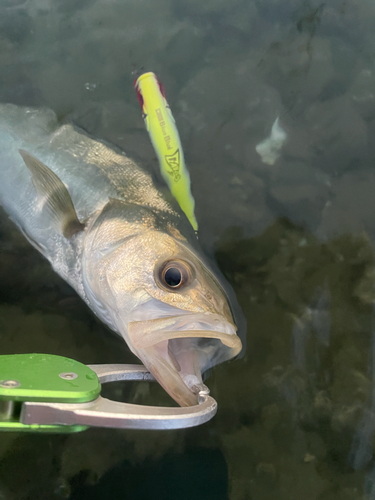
83,200,242,406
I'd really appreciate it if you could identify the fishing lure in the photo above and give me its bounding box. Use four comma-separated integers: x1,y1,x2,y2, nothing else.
134,72,198,232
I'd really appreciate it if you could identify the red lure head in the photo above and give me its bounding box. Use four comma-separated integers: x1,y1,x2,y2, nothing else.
134,83,144,109
133,72,167,111
157,79,166,98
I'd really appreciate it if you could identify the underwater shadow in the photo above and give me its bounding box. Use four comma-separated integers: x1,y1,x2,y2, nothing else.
69,447,228,500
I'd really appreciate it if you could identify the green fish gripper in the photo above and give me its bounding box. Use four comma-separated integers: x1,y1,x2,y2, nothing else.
0,353,101,433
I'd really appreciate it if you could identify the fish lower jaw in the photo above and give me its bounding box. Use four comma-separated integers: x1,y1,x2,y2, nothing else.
135,340,201,407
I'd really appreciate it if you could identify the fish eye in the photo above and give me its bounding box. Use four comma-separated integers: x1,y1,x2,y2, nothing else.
158,260,192,290
165,267,182,287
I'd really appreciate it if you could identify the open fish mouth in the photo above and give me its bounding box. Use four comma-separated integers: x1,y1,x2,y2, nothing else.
127,313,242,406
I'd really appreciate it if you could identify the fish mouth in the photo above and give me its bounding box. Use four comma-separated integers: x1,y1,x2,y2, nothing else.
127,313,242,406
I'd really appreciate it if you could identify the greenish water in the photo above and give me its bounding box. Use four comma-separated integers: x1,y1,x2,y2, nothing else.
2,0,375,498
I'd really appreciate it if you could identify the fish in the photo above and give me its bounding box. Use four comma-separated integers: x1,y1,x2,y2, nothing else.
134,72,198,232
0,103,243,407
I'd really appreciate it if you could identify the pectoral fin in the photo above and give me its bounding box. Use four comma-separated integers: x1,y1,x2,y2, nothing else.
19,149,85,238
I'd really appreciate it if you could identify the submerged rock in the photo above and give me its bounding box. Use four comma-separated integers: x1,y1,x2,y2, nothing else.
305,96,368,173
267,161,330,230
177,62,283,169
349,68,375,120
258,35,336,111
317,170,375,240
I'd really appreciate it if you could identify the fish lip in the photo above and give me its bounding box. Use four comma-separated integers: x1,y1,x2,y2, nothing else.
127,313,242,354
125,313,242,407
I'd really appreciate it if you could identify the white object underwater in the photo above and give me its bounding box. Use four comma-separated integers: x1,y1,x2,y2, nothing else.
255,117,287,165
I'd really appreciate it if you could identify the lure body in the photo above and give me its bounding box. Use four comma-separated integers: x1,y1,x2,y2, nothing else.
134,72,198,231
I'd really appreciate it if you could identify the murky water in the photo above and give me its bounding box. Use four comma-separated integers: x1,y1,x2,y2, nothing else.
1,0,375,498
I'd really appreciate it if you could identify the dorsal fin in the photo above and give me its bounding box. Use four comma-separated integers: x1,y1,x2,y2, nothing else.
19,149,85,238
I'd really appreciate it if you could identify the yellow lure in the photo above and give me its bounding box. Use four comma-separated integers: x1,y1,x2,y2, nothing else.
134,72,198,232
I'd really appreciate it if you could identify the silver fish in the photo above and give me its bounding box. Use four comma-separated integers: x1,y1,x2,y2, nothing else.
0,104,243,406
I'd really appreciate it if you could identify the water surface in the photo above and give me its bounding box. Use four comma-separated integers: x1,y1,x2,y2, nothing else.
1,0,375,498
